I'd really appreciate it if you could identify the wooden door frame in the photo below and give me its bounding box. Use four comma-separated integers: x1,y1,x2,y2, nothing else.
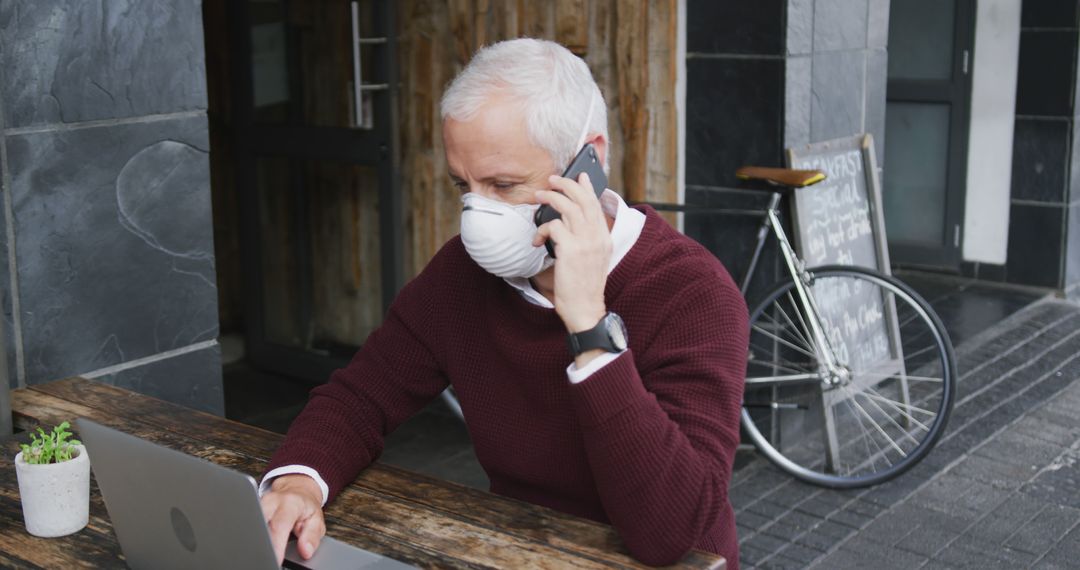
227,0,402,384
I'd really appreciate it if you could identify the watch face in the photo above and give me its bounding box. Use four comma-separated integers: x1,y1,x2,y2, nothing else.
605,313,628,350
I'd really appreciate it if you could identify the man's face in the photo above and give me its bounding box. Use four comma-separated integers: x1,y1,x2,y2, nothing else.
443,94,556,206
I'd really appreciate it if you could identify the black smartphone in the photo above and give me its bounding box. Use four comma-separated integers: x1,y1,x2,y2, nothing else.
534,143,608,258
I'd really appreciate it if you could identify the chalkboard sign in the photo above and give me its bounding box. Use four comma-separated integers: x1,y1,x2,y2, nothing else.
786,134,898,377
786,134,890,274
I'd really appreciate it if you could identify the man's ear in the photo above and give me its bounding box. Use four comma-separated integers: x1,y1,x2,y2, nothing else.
585,133,608,169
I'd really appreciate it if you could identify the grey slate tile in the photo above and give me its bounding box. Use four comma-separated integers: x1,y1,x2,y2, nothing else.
5,115,218,384
0,0,208,128
813,0,868,52
810,50,866,142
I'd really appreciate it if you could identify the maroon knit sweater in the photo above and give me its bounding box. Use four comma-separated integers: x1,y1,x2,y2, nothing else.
265,206,749,567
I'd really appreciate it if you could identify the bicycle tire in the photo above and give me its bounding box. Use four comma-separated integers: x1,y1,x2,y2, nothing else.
741,266,956,488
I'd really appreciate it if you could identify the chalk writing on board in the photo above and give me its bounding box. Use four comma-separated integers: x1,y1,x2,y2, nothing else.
791,150,877,269
788,136,893,374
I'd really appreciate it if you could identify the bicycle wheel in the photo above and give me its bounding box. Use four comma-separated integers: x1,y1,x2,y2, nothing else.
742,266,955,488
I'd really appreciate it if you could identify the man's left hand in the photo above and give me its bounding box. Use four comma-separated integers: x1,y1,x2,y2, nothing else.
533,172,612,334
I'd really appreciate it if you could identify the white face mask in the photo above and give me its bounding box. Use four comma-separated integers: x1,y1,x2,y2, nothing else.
460,193,554,278
458,91,598,279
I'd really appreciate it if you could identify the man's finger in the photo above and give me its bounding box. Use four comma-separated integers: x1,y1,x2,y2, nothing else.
296,513,326,560
268,505,300,566
535,189,584,228
549,173,602,219
533,218,567,248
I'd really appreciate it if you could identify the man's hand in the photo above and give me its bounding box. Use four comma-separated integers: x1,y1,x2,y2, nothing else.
260,474,326,566
533,172,612,338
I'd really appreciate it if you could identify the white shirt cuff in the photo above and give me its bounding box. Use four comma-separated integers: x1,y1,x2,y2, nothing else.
258,465,330,506
566,350,625,384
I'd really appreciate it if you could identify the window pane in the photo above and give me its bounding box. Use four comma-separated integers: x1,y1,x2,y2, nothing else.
249,0,377,128
888,0,955,81
883,102,950,246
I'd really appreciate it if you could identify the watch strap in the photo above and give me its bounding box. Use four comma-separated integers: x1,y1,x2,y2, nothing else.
567,314,619,356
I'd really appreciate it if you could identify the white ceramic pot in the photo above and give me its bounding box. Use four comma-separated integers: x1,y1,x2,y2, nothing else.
14,444,90,537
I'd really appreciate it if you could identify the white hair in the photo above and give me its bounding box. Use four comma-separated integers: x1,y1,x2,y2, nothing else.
440,38,609,172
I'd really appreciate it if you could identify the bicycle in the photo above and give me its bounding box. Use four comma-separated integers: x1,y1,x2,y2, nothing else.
646,166,956,489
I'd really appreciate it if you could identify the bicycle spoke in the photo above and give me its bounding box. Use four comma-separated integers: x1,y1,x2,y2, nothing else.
853,371,944,383
774,299,813,350
852,390,923,447
751,324,816,358
846,393,906,459
756,311,814,353
860,388,932,432
840,388,886,474
786,290,816,350
862,386,938,419
747,358,812,376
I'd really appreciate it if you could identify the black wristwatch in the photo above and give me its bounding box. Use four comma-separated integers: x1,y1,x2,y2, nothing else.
567,312,629,356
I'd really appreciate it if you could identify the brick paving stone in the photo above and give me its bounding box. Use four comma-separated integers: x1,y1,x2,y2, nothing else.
963,493,1047,545
973,430,1063,470
826,508,875,530
948,454,1033,490
742,532,790,555
735,510,774,531
762,481,818,508
810,547,896,570
908,473,983,513
859,505,922,544
793,529,843,552
773,542,825,565
738,544,772,567
758,555,804,569
810,518,858,541
745,498,793,519
792,498,837,518
1004,504,1080,556
759,521,803,542
837,535,930,567
1039,523,1080,567
730,489,756,511
777,509,825,531
936,534,1039,568
1011,414,1080,448
893,520,962,557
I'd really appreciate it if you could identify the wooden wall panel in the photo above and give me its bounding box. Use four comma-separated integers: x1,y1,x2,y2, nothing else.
398,0,678,279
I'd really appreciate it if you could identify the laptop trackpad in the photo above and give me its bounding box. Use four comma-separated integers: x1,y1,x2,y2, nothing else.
283,537,416,569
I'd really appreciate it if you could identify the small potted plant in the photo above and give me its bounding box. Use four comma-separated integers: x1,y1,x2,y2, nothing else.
14,421,90,537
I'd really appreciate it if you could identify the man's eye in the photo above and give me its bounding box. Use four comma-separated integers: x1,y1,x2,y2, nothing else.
452,180,468,192
493,182,517,190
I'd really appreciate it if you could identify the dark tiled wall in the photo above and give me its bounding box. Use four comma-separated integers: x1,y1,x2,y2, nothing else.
0,0,223,414
1007,0,1080,291
685,0,889,303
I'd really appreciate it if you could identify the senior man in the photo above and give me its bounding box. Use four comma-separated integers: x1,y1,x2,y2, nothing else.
259,38,748,568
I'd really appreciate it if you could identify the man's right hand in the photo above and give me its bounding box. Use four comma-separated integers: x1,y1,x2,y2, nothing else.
259,474,326,566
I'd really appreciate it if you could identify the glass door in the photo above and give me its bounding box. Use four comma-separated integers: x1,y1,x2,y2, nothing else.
883,0,973,269
228,0,401,383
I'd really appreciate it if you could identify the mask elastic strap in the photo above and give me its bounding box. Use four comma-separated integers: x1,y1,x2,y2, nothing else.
573,90,598,151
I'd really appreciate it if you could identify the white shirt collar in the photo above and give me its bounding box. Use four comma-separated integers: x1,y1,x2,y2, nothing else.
504,189,647,308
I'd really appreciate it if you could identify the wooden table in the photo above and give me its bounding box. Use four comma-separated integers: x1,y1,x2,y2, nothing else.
2,377,725,569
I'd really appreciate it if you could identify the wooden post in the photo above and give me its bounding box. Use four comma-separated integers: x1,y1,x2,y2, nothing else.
0,316,11,435
614,0,649,203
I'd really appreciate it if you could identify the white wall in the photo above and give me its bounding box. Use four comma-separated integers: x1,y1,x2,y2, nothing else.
962,0,1022,264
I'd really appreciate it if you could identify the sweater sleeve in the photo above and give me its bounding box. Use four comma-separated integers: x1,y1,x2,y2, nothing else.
263,269,449,503
568,278,748,566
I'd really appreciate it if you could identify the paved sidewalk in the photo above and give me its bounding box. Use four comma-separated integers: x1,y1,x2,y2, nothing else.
732,299,1080,569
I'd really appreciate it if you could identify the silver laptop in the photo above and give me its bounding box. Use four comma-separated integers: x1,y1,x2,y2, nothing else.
77,418,415,570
